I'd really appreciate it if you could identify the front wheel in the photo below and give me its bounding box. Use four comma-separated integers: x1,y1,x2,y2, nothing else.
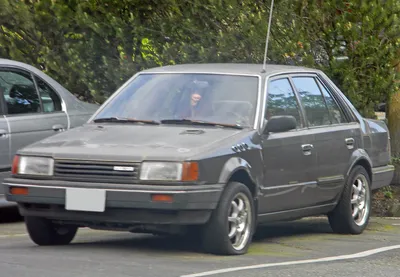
25,216,78,246
201,181,255,255
328,165,371,234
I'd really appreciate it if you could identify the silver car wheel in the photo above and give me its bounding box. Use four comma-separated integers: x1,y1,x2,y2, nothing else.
351,174,370,226
228,192,252,251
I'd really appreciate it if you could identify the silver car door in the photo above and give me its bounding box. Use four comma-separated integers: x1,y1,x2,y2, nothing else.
0,68,68,159
0,85,11,193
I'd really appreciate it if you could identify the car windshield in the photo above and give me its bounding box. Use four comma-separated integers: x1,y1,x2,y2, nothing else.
93,73,259,128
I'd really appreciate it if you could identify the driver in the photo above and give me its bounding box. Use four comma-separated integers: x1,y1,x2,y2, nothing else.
189,89,202,116
178,87,206,118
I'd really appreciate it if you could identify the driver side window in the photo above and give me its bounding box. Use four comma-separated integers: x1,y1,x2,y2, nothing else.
0,69,41,115
266,78,303,128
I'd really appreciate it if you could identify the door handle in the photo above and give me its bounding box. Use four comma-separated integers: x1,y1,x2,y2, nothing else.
0,129,7,138
52,124,65,132
301,144,314,156
345,138,355,149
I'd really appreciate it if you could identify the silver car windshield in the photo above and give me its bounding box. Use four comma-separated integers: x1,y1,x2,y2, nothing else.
93,73,259,127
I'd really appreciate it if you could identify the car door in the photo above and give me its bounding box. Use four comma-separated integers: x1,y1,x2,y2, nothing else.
0,87,10,194
260,76,319,214
291,74,360,205
0,115,9,196
0,67,68,159
0,116,10,172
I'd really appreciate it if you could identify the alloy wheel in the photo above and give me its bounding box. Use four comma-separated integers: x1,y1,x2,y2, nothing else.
227,192,252,251
351,174,370,226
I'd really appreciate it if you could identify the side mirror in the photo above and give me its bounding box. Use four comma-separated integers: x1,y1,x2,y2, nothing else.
264,115,297,134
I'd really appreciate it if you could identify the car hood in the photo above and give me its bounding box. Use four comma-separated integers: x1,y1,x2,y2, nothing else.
19,124,245,161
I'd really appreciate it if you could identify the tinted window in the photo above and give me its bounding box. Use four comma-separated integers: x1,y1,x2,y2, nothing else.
292,77,331,127
316,79,347,124
34,76,62,112
94,74,259,127
266,78,302,128
0,70,41,115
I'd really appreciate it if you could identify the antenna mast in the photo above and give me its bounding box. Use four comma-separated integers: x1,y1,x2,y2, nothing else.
262,0,275,73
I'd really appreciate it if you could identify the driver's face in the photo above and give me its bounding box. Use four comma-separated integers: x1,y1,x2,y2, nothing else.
191,92,202,106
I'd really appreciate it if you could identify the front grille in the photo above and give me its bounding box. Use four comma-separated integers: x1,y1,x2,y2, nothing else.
54,160,140,182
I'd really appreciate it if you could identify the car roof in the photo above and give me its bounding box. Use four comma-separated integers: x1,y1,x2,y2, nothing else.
0,59,321,77
0,58,42,71
140,63,322,76
0,58,89,109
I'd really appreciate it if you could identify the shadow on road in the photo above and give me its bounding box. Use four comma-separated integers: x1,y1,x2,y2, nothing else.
63,218,333,254
0,207,23,224
253,218,333,242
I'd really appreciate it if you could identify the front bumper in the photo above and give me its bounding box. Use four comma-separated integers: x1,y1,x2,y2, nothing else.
3,178,224,225
0,171,17,208
0,194,17,208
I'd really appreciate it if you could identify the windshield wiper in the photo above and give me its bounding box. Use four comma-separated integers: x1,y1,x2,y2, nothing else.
93,117,160,125
160,118,243,129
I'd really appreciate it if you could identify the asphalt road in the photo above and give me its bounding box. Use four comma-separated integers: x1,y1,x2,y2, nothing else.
0,208,400,277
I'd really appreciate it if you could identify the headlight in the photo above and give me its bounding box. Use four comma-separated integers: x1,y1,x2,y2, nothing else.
140,162,199,181
13,156,54,176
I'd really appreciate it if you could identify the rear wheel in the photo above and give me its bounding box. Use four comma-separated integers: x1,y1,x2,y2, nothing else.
25,216,78,246
328,165,371,234
201,182,255,255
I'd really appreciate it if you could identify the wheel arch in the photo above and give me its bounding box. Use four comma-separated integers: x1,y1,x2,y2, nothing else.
332,150,373,206
346,149,373,182
228,169,257,198
218,157,262,208
350,159,373,182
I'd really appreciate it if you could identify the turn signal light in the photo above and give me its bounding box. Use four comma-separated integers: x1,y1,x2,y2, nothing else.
11,155,20,175
9,187,29,195
181,162,199,181
151,194,173,203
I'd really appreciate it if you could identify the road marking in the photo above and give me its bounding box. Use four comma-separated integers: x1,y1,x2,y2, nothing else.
181,245,400,277
0,234,28,238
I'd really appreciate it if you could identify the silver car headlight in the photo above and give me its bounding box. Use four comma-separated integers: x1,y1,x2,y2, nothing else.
139,161,199,181
14,156,54,176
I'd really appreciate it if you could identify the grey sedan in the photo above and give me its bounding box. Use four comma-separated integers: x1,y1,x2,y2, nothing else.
0,59,98,207
2,63,395,255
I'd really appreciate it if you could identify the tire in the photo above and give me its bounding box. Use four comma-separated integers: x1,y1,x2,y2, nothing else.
201,181,255,255
328,165,371,234
25,216,78,246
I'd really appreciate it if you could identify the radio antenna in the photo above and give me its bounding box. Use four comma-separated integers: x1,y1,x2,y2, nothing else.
261,0,275,73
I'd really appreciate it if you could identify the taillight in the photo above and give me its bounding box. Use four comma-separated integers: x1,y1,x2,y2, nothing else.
11,155,20,175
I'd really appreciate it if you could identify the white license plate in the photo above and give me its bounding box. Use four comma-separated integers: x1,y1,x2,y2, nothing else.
65,188,106,212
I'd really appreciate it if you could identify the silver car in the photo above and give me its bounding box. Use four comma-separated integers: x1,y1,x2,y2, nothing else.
0,59,99,207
